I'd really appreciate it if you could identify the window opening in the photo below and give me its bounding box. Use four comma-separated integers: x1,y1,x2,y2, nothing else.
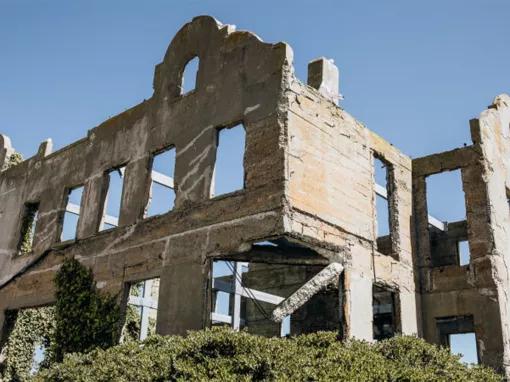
181,56,199,94
17,202,39,254
458,240,470,266
211,124,246,197
100,166,125,231
146,148,176,217
122,278,160,341
373,285,397,340
61,186,84,241
450,332,478,364
212,259,341,337
374,156,392,256
426,170,466,223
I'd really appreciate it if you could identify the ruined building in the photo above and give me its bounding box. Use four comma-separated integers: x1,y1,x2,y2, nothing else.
1,16,510,375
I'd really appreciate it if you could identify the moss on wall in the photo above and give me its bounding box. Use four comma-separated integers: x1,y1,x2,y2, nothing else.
8,153,23,169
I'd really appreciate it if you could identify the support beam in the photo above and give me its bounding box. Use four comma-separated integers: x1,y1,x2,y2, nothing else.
271,262,344,323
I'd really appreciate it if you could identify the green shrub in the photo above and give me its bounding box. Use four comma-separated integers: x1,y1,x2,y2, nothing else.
51,258,120,362
34,328,501,382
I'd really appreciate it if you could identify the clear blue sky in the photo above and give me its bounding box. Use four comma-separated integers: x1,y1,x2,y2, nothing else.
2,1,510,160
2,0,503,363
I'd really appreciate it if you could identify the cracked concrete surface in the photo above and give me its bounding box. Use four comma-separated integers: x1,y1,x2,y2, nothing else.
0,15,509,376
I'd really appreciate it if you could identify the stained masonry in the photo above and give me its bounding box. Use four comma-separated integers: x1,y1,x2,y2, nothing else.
0,16,509,375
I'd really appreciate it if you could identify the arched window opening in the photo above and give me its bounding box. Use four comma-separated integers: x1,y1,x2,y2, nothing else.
181,56,199,95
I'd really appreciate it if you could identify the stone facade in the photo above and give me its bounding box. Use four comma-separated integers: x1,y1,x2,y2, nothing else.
0,16,509,375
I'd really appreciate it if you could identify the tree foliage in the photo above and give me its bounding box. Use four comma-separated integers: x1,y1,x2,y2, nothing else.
34,328,501,382
51,258,120,362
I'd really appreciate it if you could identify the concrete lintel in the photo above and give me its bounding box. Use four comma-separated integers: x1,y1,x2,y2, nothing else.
413,146,477,177
271,262,344,323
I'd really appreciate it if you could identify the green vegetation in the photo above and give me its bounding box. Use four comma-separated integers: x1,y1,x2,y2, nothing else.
17,203,38,255
8,152,23,168
0,307,55,382
52,258,121,362
34,328,501,382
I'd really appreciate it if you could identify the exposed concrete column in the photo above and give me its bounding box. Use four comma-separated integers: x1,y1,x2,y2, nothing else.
399,290,419,335
77,175,108,239
343,267,373,341
412,176,432,281
307,58,340,104
118,157,151,227
156,254,210,335
461,164,493,261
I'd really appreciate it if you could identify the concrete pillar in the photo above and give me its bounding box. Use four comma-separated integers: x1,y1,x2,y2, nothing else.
77,175,108,239
37,139,53,158
307,57,340,104
343,268,373,341
156,257,210,335
399,290,419,335
118,157,151,227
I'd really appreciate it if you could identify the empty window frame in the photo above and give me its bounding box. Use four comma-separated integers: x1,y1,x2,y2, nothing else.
61,186,84,241
211,124,246,197
123,278,160,341
212,259,341,337
426,170,468,266
436,315,478,364
450,333,478,364
99,166,125,231
181,56,199,94
457,240,470,266
373,285,398,340
373,155,394,256
17,202,39,255
146,147,176,217
426,170,466,223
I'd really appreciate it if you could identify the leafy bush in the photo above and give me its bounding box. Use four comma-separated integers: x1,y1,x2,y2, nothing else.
34,328,501,382
51,258,120,362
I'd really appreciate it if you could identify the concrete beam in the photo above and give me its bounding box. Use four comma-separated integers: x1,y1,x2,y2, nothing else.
271,262,344,322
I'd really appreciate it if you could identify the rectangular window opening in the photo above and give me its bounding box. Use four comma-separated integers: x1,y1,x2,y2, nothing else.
122,277,160,342
374,156,393,256
99,166,125,231
426,170,468,267
211,260,341,337
436,315,477,364
61,186,84,242
146,147,176,217
458,240,470,266
426,169,466,224
449,332,478,365
373,285,398,340
17,202,39,255
211,124,246,197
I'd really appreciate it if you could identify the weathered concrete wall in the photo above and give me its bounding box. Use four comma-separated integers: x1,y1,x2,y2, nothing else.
0,14,508,376
0,16,293,336
412,95,510,374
